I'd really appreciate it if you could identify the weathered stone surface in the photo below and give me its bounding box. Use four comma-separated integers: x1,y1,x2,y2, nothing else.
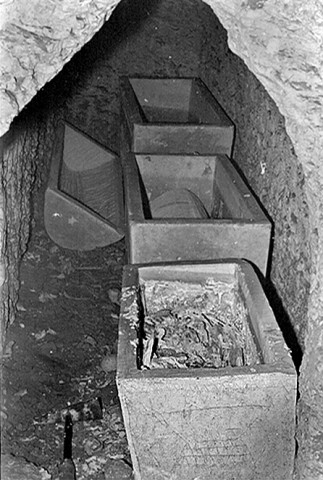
200,4,323,478
199,11,311,349
0,0,120,136
104,458,133,479
1,453,51,480
0,190,5,357
0,107,60,354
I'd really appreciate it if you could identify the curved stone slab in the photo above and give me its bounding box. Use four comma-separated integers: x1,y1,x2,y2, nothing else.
44,122,124,250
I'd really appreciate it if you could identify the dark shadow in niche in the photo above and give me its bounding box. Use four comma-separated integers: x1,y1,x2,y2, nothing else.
65,0,162,78
264,278,303,372
106,0,162,42
137,168,153,219
228,157,275,277
14,0,162,127
248,261,303,372
227,162,303,370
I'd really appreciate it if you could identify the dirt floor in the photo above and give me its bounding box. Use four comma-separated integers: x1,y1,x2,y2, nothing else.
1,185,133,479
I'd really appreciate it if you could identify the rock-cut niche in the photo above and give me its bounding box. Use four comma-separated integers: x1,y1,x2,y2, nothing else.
5,0,311,367
48,0,310,361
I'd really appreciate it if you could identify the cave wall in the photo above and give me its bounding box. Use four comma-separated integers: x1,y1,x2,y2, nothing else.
0,60,86,352
0,0,121,137
0,0,322,478
63,0,208,150
199,13,311,353
0,145,4,350
203,5,323,478
0,123,40,347
0,107,62,349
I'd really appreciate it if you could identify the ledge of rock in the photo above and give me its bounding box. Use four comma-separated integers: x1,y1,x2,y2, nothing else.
0,0,119,137
1,454,51,480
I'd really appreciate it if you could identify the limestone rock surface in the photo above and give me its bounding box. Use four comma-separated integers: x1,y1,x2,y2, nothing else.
0,0,119,136
1,454,51,480
201,3,323,478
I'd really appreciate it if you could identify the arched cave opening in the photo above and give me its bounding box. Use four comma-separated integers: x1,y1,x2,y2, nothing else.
1,0,314,478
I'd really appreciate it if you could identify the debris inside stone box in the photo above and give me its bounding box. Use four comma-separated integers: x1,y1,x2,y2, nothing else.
138,278,262,369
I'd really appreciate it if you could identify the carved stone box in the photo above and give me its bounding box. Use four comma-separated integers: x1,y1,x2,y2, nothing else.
120,76,235,155
117,261,297,480
44,121,124,250
121,151,272,276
